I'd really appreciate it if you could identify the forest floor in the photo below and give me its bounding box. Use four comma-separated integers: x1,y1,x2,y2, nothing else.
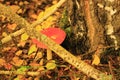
0,0,120,80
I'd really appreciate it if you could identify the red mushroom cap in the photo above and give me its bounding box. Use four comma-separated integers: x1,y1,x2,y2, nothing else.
32,27,66,49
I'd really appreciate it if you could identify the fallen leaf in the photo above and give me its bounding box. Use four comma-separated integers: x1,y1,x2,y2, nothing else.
39,59,44,66
7,23,17,31
30,61,40,69
12,57,24,66
21,33,29,41
2,47,11,52
15,50,22,56
28,44,37,55
45,60,56,70
30,14,37,19
17,9,23,14
38,66,45,71
4,63,13,70
0,15,6,21
17,66,31,71
92,54,100,65
17,41,26,47
2,32,8,37
34,52,43,61
0,59,6,66
52,1,58,4
17,66,31,73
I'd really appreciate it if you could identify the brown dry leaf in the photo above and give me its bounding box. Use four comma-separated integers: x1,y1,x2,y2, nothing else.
11,47,18,52
17,9,23,14
0,59,6,66
23,1,29,5
30,14,38,19
30,61,40,69
0,15,6,21
34,77,40,80
17,41,26,47
4,63,13,70
7,23,17,31
52,0,58,4
10,5,20,13
19,1,24,6
11,56,24,66
2,47,11,52
15,50,22,56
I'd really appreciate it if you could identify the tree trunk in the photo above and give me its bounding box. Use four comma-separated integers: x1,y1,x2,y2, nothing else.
63,0,120,57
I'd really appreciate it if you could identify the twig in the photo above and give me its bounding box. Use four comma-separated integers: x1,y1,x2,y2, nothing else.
108,61,116,80
1,28,25,44
0,70,45,76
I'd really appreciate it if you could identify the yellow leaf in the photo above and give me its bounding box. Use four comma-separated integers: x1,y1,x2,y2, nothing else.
35,25,43,32
2,32,8,37
45,60,56,70
28,44,37,55
39,59,44,66
21,33,29,41
92,54,100,65
38,66,45,71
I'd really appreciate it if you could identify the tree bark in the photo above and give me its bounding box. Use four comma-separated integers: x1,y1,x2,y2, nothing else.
65,0,120,56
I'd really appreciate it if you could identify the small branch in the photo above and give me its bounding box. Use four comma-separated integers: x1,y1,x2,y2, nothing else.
1,28,25,44
0,70,45,76
108,61,116,80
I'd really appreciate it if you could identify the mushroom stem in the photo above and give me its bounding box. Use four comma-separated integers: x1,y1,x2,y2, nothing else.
47,49,52,60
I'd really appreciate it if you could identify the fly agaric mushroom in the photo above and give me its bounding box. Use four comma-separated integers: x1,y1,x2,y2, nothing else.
32,27,66,60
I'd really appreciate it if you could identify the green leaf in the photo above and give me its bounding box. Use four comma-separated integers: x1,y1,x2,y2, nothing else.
17,66,31,73
45,60,56,70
